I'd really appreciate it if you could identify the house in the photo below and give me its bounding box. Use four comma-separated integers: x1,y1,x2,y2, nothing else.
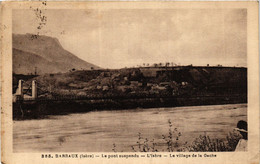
130,81,139,86
103,86,109,91
147,83,153,87
116,86,131,93
181,82,188,86
151,85,167,91
159,82,171,87
97,85,102,89
138,82,143,87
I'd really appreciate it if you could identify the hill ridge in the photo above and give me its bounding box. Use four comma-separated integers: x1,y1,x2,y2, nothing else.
12,33,99,74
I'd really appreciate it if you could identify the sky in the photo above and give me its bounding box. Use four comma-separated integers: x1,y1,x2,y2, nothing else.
13,9,247,69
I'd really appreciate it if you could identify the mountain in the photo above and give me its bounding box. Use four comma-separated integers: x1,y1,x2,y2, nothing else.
12,33,99,74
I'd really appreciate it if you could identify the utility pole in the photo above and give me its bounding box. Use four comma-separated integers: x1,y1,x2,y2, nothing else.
32,80,37,99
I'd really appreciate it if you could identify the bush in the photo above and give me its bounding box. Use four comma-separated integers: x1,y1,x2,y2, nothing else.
113,120,242,152
183,131,241,152
188,135,226,152
131,132,158,152
161,119,184,152
129,119,185,152
226,131,242,151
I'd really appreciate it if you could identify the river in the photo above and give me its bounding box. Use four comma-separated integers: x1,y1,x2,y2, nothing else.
13,103,247,152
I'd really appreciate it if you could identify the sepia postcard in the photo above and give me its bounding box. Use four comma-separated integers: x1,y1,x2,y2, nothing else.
1,1,259,164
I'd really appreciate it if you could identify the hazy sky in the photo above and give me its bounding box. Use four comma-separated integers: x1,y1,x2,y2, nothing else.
13,9,247,69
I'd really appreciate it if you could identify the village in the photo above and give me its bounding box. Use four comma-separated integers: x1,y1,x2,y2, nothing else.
13,65,247,101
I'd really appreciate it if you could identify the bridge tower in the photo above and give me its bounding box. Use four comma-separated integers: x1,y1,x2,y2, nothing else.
32,80,37,99
17,80,24,97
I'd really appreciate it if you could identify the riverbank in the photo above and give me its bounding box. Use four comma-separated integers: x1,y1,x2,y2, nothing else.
13,94,246,120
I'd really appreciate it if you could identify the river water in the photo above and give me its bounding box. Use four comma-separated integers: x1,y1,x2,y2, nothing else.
13,104,247,152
